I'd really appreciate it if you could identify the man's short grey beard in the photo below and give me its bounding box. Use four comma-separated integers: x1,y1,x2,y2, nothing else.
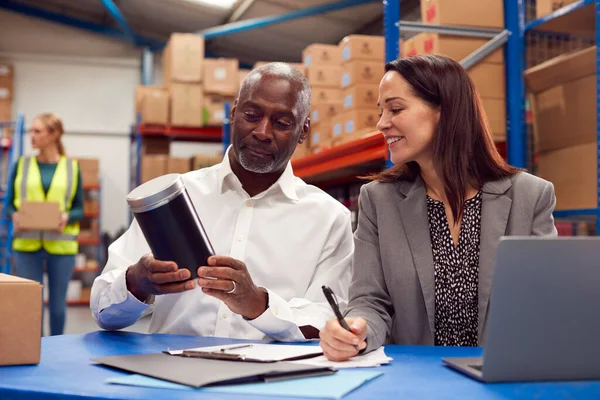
238,150,278,174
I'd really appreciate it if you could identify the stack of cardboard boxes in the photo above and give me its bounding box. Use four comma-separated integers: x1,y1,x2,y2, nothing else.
401,0,506,142
535,0,578,18
0,62,12,123
202,58,239,126
526,46,596,211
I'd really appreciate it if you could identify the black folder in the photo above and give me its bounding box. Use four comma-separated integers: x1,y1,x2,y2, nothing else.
93,353,336,388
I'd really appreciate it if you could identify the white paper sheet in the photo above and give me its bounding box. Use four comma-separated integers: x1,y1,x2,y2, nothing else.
292,347,393,369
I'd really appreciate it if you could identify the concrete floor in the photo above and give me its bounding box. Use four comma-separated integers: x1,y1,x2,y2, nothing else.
45,306,151,336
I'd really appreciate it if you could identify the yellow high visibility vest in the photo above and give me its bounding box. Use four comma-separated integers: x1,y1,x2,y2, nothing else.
13,156,80,255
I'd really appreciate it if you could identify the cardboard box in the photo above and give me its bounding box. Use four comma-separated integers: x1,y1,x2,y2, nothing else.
167,157,191,174
0,274,41,366
291,141,310,161
77,158,99,187
302,44,341,67
310,122,332,151
421,0,504,28
422,33,503,64
18,201,60,231
468,63,505,99
536,0,577,18
170,83,204,127
141,155,168,183
203,58,239,96
339,35,385,64
332,109,380,144
480,97,506,142
306,65,342,88
402,33,426,57
341,61,384,88
141,137,170,155
0,99,12,122
163,33,204,85
537,143,596,210
83,199,99,215
135,86,169,125
191,153,222,170
0,63,13,101
343,84,379,111
310,104,343,125
203,94,234,126
311,88,342,105
253,62,306,76
525,47,595,152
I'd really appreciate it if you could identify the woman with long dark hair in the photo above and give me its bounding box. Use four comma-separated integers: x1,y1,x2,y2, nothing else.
319,55,557,361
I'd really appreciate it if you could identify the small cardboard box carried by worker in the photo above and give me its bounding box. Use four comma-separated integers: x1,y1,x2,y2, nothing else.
18,201,61,231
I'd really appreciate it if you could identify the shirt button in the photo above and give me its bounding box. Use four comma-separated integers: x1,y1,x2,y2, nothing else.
221,313,229,320
245,199,254,207
237,235,243,241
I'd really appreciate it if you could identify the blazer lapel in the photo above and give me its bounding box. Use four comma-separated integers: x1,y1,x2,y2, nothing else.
397,178,435,338
478,178,512,341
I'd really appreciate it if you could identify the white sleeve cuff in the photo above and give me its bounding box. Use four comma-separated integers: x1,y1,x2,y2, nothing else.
246,289,305,342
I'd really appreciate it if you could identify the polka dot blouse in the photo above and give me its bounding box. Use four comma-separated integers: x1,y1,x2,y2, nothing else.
426,191,483,347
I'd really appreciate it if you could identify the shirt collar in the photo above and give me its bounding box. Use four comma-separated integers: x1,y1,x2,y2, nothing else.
217,146,298,202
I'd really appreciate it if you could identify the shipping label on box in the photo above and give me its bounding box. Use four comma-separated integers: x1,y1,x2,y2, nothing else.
170,83,204,127
0,274,42,366
343,85,379,110
311,104,343,125
422,33,503,64
311,88,342,105
203,59,239,96
340,35,384,64
163,33,204,85
19,201,60,231
302,44,341,67
306,65,341,88
421,0,504,28
341,61,384,88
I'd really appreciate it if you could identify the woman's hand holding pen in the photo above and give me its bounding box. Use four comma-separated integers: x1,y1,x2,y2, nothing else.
319,317,368,362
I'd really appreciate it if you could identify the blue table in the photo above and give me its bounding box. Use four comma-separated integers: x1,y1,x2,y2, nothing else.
0,331,599,399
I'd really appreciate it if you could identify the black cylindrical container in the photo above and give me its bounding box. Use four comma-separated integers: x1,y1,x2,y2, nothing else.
126,174,214,279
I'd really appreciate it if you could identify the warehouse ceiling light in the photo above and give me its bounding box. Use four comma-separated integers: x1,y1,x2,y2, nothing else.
184,0,238,9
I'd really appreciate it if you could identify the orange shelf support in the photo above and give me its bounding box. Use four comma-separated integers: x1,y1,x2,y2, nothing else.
83,183,100,190
78,237,100,246
292,132,387,179
138,124,222,142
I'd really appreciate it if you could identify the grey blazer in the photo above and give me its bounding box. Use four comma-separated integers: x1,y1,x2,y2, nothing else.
345,172,557,352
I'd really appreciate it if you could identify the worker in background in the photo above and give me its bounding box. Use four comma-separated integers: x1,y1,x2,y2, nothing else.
91,63,354,341
7,113,84,336
319,55,557,361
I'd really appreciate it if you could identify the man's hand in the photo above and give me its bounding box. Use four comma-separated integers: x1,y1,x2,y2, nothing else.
197,256,268,320
57,212,68,232
126,254,195,302
319,317,368,362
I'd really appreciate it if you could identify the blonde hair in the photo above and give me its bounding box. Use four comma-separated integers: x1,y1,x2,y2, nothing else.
36,113,66,156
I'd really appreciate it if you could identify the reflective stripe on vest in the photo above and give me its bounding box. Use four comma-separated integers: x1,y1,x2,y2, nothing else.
13,156,80,255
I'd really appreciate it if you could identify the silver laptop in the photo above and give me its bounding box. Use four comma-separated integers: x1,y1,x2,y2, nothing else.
443,236,600,382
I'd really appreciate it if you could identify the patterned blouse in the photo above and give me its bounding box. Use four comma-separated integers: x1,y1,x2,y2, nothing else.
426,191,483,347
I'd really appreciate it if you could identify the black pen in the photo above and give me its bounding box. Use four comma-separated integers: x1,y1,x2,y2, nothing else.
322,285,359,351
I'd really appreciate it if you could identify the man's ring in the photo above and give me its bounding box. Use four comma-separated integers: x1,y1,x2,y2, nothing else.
226,281,236,294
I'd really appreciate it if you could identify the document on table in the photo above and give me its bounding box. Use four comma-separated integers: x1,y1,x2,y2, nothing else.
292,347,393,369
166,343,323,362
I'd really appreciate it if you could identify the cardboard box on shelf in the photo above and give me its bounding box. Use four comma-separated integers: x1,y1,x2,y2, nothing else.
0,99,12,122
203,94,234,126
306,65,341,88
18,201,60,231
468,63,505,99
163,33,204,85
141,155,168,183
341,61,384,88
191,153,222,170
402,33,426,57
525,46,595,152
311,88,342,105
135,86,169,125
339,35,385,64
0,274,41,366
332,109,380,145
203,58,239,96
291,141,310,161
480,97,506,142
0,63,13,101
170,83,204,127
537,143,596,210
253,62,306,76
310,122,332,151
167,157,191,174
536,0,577,19
302,44,341,67
422,33,504,64
83,199,99,215
343,84,379,111
421,0,504,28
310,104,343,125
77,158,99,186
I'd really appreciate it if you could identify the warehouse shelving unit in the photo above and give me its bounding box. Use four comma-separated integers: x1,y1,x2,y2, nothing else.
518,0,599,234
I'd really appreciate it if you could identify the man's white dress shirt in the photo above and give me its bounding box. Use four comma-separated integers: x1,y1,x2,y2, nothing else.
90,150,354,341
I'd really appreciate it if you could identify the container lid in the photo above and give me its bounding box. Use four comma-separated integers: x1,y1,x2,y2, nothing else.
126,174,185,213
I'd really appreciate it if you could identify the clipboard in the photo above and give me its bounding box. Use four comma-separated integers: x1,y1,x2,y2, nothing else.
166,343,324,363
